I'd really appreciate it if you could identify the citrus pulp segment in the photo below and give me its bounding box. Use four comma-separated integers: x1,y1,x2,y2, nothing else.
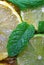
17,34,44,65
0,1,21,60
21,7,44,30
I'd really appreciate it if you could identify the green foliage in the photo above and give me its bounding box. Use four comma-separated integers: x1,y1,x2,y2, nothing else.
38,21,44,33
7,0,44,10
7,22,35,57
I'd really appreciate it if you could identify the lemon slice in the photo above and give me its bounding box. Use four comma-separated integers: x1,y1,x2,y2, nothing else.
0,1,21,60
17,34,44,65
21,7,44,30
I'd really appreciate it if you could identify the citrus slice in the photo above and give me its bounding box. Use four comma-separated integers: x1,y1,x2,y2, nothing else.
0,1,21,60
21,7,44,30
17,34,44,65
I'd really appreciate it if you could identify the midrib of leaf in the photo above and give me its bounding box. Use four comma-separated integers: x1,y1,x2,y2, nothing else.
9,24,29,47
10,25,34,54
8,22,29,44
10,26,30,55
7,22,35,57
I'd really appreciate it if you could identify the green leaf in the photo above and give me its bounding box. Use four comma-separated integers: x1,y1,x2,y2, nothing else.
7,22,35,57
7,0,44,10
38,21,44,33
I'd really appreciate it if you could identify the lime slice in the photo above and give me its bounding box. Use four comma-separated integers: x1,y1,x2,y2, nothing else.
21,7,44,30
0,1,21,60
17,34,44,65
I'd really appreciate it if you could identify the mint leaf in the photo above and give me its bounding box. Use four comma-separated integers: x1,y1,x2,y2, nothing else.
38,21,44,33
7,0,44,10
7,22,35,57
